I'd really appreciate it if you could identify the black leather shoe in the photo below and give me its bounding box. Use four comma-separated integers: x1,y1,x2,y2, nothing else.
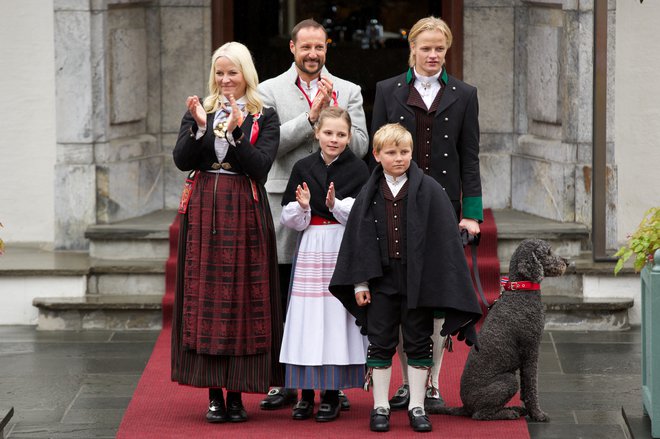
206,399,227,423
338,390,350,411
315,401,340,422
370,407,390,432
408,407,432,432
389,384,410,410
291,400,314,420
227,399,248,422
260,387,297,410
424,386,445,412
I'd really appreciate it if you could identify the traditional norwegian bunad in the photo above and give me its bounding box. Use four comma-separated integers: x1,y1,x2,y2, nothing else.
171,97,284,394
279,149,370,391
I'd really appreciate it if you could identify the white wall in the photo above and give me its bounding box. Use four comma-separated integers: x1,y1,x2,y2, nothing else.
0,1,57,244
615,1,660,242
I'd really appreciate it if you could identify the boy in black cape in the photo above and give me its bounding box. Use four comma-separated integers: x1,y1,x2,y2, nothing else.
329,123,482,433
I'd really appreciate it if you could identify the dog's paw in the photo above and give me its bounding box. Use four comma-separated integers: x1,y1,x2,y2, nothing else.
529,410,550,422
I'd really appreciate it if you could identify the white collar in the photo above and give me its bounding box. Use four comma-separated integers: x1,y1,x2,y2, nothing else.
220,95,248,106
414,67,441,85
299,76,319,91
320,150,339,165
384,171,408,185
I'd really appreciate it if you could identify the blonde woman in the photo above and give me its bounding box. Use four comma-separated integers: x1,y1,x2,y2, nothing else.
171,42,283,423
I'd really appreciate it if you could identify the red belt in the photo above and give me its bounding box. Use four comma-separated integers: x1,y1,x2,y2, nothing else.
310,215,340,225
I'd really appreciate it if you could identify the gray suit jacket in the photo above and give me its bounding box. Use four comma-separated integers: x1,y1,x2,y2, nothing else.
259,63,368,263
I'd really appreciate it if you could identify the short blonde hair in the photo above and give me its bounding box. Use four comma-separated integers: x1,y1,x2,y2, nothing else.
408,16,453,68
372,123,413,154
203,42,264,115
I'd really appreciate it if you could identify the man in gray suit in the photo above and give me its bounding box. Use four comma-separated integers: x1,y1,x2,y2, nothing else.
258,18,369,414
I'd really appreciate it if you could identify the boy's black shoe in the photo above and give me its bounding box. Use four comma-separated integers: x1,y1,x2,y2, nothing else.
260,387,297,410
291,400,314,420
206,399,227,423
226,399,248,422
315,401,340,422
370,407,390,432
408,407,432,432
389,384,410,410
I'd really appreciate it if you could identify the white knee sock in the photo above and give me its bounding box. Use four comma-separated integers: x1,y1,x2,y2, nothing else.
430,318,446,389
396,327,408,385
408,365,429,412
372,367,393,409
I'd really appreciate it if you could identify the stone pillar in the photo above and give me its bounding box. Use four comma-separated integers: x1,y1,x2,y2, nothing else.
54,0,100,249
464,0,516,210
161,0,213,209
53,0,211,249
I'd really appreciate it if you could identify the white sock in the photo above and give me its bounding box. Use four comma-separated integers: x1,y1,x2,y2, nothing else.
372,367,393,409
396,327,408,385
408,365,429,412
430,318,446,389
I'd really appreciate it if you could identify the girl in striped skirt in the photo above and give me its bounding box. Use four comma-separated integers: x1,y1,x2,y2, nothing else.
279,107,370,422
171,42,283,423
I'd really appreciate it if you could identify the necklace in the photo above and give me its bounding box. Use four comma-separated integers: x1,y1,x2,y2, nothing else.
213,107,231,138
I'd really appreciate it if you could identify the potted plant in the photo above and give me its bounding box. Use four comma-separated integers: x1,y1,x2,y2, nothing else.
617,207,660,436
614,207,660,275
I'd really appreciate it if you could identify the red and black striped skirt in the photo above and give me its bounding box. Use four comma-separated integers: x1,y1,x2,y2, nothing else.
171,172,284,392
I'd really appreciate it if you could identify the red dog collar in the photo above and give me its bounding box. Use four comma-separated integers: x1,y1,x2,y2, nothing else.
500,276,541,291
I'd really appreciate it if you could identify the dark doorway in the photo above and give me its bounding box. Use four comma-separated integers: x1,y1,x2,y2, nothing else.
228,1,459,131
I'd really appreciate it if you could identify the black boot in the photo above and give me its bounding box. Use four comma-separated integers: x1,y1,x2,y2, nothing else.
292,389,315,420
408,406,432,432
226,391,248,422
315,390,340,422
389,384,410,410
206,388,227,423
370,407,390,432
260,387,298,410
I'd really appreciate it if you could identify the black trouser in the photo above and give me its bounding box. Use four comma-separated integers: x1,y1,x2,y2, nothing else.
366,260,434,368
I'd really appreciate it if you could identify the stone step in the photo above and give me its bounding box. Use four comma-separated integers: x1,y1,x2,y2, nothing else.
493,209,590,268
32,294,163,330
85,209,176,260
543,295,634,331
87,258,165,295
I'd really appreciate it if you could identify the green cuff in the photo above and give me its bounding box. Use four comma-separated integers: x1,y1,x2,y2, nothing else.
407,358,433,368
367,359,392,368
462,196,483,222
433,310,445,319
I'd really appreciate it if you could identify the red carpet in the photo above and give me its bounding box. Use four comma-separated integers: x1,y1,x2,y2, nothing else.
117,209,529,438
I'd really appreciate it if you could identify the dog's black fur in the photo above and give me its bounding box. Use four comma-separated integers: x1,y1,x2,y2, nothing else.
428,239,567,421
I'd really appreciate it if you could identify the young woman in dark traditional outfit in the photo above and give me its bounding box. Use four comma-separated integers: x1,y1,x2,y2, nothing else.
171,41,283,423
279,107,370,422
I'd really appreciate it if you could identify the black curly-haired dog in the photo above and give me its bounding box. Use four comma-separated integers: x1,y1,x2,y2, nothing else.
429,239,567,421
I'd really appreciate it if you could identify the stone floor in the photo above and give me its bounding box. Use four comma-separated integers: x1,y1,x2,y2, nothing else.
0,326,652,439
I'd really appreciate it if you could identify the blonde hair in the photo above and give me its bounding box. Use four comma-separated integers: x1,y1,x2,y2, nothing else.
408,16,453,68
315,106,352,132
202,42,263,115
372,123,413,154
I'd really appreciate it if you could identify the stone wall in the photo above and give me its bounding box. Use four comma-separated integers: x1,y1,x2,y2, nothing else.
53,0,211,249
614,0,660,243
464,0,617,247
0,0,57,244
